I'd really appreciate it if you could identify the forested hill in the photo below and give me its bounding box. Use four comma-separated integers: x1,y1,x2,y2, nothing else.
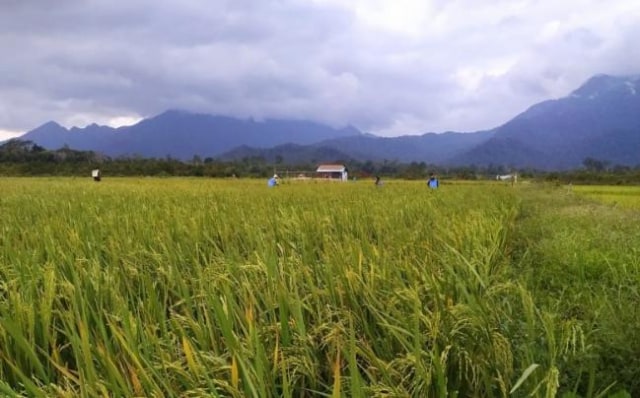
20,110,361,160
4,138,640,185
449,74,640,169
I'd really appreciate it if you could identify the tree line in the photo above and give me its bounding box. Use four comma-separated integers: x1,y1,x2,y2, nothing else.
2,139,640,184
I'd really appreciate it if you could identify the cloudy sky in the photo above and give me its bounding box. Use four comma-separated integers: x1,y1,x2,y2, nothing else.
1,0,639,140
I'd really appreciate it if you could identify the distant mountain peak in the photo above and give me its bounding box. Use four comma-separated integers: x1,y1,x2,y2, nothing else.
456,72,640,169
571,74,640,99
40,121,65,129
21,110,362,159
151,109,199,121
160,109,193,116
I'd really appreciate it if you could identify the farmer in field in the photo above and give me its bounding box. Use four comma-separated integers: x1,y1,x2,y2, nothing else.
427,173,439,189
268,174,279,187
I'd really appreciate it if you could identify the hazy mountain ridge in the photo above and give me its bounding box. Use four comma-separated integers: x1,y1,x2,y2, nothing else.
218,143,358,164
314,130,496,163
16,74,640,170
21,110,361,160
450,74,640,169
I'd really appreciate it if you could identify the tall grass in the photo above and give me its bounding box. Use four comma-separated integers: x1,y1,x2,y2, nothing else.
511,184,640,397
0,178,636,396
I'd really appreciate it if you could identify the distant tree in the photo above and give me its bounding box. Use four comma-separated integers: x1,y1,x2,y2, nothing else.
583,157,609,172
401,161,427,179
361,160,375,175
612,164,631,173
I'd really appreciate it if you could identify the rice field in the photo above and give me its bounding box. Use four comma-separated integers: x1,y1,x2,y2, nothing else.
0,177,638,397
571,185,640,209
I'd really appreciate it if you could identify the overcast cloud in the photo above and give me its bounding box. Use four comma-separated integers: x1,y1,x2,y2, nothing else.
1,0,639,139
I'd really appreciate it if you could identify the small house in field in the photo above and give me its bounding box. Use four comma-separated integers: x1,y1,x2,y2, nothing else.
496,173,517,183
316,164,348,181
91,169,101,182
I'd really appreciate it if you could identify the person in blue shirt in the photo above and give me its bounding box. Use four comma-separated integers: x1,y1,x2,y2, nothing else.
427,173,439,189
268,174,279,187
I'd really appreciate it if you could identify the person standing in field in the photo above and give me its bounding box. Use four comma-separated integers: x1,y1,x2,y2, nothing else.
268,174,279,187
427,173,439,189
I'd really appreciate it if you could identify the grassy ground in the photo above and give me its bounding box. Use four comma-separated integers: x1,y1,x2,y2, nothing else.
571,185,640,209
511,184,640,398
0,178,637,397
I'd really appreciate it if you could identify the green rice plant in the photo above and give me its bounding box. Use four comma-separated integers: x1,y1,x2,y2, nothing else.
571,185,640,209
512,183,640,397
0,177,637,396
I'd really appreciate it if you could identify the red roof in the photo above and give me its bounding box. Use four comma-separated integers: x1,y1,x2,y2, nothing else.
316,164,346,172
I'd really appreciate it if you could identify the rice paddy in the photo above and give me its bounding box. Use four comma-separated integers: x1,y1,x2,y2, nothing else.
0,177,638,397
571,185,640,209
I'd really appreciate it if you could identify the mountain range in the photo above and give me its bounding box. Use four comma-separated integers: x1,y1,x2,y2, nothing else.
21,111,360,160
452,74,640,169
16,73,640,170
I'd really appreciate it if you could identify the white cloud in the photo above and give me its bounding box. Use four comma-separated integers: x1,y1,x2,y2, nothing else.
0,129,22,141
0,0,639,136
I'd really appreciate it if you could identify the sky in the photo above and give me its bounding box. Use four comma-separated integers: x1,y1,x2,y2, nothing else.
1,0,639,140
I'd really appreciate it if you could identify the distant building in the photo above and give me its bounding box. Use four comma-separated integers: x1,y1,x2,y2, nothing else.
316,164,348,181
496,173,517,183
91,169,101,182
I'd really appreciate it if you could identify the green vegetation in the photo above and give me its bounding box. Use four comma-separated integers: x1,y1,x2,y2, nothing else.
0,178,638,397
0,138,572,181
7,138,640,184
0,139,508,180
512,185,640,397
571,185,640,209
